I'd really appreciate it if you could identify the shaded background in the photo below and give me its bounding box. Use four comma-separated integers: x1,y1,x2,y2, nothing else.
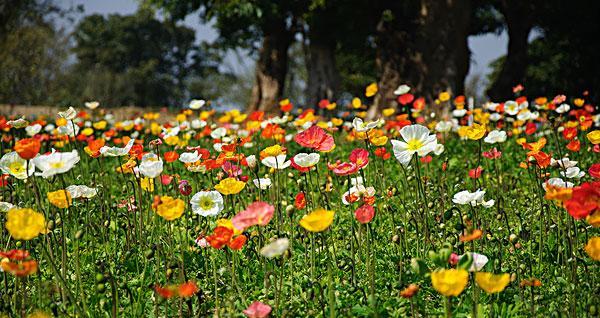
1,0,598,112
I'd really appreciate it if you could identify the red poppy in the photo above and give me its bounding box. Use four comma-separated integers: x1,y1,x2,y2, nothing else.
525,122,537,135
177,281,199,297
1,260,38,277
564,181,600,219
294,125,335,152
280,100,293,112
227,235,247,250
566,140,580,152
420,155,432,163
469,166,483,179
295,192,306,210
355,204,375,224
318,99,330,109
14,138,41,160
129,144,144,160
164,151,179,163
206,226,234,249
532,151,551,168
589,163,600,179
397,93,414,105
562,127,578,140
349,148,369,169
0,249,30,261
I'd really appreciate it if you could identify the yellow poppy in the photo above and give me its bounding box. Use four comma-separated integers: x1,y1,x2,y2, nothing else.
475,272,510,293
382,108,395,117
299,208,334,232
154,196,185,221
430,269,469,297
140,177,155,192
587,130,600,144
574,98,584,107
331,118,343,126
261,145,285,158
352,98,362,109
438,91,451,102
465,123,486,140
365,83,378,97
586,212,600,227
585,237,600,261
5,208,46,240
93,121,107,130
215,178,246,195
47,190,72,209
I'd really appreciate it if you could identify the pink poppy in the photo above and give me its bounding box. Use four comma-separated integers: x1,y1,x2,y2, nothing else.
328,161,358,176
349,148,369,169
243,301,272,318
223,161,242,177
232,202,275,231
294,125,335,152
483,147,502,159
469,166,483,179
355,204,375,224
161,174,173,185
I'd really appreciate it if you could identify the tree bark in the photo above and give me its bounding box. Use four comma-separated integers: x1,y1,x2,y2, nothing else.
369,0,472,118
486,1,533,101
248,22,293,113
306,39,340,108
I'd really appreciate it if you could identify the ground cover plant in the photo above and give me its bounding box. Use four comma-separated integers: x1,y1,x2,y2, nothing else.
0,87,599,317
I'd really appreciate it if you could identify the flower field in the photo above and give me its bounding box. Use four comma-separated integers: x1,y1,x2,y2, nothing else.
0,89,599,317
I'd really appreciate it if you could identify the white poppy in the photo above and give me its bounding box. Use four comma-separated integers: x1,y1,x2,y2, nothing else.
504,101,520,116
191,119,207,129
260,238,289,258
452,189,493,208
253,178,272,190
556,103,570,114
138,153,163,178
25,124,42,136
261,155,291,170
179,151,201,163
57,122,79,136
190,191,224,217
189,99,206,110
433,143,445,156
58,107,77,120
561,166,585,179
293,153,320,168
31,150,80,178
246,155,257,169
0,152,35,179
393,84,411,95
352,118,383,132
210,127,227,139
543,177,574,190
435,121,453,133
551,157,578,169
85,101,100,110
390,124,438,165
66,185,98,199
484,130,507,144
460,252,489,272
100,139,134,157
452,109,467,117
7,117,29,129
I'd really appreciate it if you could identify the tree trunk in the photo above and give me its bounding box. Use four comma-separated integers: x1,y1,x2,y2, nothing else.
369,0,472,118
486,1,533,101
248,23,292,113
306,40,340,108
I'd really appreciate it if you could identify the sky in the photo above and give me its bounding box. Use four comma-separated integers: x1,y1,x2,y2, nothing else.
58,0,509,90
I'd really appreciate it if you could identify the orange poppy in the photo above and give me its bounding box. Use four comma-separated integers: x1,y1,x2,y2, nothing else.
14,138,41,160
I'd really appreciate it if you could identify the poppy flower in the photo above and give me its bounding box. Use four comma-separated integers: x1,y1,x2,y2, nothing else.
232,201,274,231
47,190,72,209
1,260,38,277
469,166,483,179
564,181,600,219
328,161,358,176
260,238,289,258
0,249,30,261
525,122,537,135
460,229,483,242
279,99,293,112
349,149,369,169
14,138,41,160
587,130,600,144
566,140,580,152
397,93,414,105
400,284,419,298
589,163,600,179
153,196,185,221
519,278,542,287
177,281,199,297
354,204,375,224
294,125,335,152
295,192,306,210
391,124,438,165
431,269,469,297
562,127,578,140
243,301,272,318
483,148,502,159
465,123,486,140
5,208,46,240
227,235,248,250
299,208,334,232
206,226,234,249
584,237,600,260
475,272,510,293
164,151,179,163
215,177,246,195
84,139,105,158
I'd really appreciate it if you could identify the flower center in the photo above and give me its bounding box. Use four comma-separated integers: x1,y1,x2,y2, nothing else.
50,162,64,169
9,162,24,174
406,138,424,151
199,197,214,210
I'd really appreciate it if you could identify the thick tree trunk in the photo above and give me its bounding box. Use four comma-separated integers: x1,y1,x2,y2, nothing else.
486,1,533,101
248,24,292,113
369,0,471,118
306,40,340,108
